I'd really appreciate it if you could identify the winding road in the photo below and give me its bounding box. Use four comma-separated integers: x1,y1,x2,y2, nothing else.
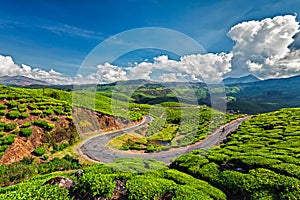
78,115,251,164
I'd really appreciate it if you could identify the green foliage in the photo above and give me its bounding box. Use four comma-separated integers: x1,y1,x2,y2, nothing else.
33,147,46,156
1,134,15,145
0,155,81,187
0,110,5,117
19,112,30,119
30,109,43,116
0,104,7,110
0,145,8,152
21,121,32,128
4,122,18,132
42,154,49,160
44,109,54,116
33,120,55,130
6,110,21,119
127,176,176,200
4,101,18,108
51,116,59,121
74,173,116,198
172,108,300,199
19,128,33,138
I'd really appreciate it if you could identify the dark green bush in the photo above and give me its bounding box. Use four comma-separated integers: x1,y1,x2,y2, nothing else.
74,173,116,199
0,110,6,117
4,123,18,131
28,104,37,110
19,128,33,138
1,134,15,145
21,122,32,128
4,101,18,108
0,145,8,152
19,112,30,119
6,110,21,119
44,109,54,116
33,147,46,156
0,104,7,110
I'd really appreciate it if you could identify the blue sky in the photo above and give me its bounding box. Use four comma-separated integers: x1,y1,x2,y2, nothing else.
0,0,300,83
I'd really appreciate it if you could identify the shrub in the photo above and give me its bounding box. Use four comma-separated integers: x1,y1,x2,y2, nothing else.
67,116,73,121
19,128,33,138
0,144,8,152
4,123,18,131
57,143,68,151
28,104,37,110
18,105,27,112
30,110,42,116
74,173,116,199
0,104,7,110
21,122,32,128
53,108,64,115
0,132,5,137
33,120,48,128
2,134,15,145
0,122,5,131
33,147,45,156
45,123,55,131
19,112,30,119
6,110,21,119
13,129,20,134
0,110,6,117
4,101,18,108
44,109,54,116
42,154,49,160
126,176,176,200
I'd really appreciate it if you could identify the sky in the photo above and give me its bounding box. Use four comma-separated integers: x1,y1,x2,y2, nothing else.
0,0,300,84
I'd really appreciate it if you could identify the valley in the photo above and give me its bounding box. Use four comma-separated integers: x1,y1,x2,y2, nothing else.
0,81,299,199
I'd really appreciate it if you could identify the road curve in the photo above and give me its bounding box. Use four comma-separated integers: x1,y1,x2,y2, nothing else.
79,115,251,164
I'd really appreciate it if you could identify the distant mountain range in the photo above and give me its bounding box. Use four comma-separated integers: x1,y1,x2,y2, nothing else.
0,75,49,86
221,74,261,85
2,74,300,114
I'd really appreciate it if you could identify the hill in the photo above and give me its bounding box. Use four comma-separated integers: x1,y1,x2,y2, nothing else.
0,75,49,86
94,75,300,114
0,108,299,199
222,74,261,85
0,85,145,164
226,74,300,113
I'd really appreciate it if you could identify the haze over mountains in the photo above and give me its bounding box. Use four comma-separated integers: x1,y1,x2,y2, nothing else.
221,74,261,85
0,75,49,86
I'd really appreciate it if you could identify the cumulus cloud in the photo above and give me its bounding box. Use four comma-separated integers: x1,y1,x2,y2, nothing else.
91,53,232,84
0,54,72,84
227,15,300,79
2,15,300,84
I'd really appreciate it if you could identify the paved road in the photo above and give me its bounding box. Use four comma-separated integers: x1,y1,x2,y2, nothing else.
79,115,251,164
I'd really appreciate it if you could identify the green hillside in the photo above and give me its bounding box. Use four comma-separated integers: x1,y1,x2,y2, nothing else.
0,108,299,199
171,108,300,199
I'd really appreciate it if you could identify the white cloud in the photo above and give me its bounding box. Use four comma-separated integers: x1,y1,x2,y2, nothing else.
0,54,72,84
227,15,300,79
2,15,300,84
0,55,22,75
91,53,232,84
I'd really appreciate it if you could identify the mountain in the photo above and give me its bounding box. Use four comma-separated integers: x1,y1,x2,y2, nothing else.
0,75,49,86
222,74,261,85
226,74,300,113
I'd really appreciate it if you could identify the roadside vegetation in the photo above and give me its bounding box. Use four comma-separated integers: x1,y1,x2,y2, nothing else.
171,108,300,199
108,106,243,152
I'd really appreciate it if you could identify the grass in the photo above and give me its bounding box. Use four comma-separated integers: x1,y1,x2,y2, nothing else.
148,124,178,142
108,132,147,149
